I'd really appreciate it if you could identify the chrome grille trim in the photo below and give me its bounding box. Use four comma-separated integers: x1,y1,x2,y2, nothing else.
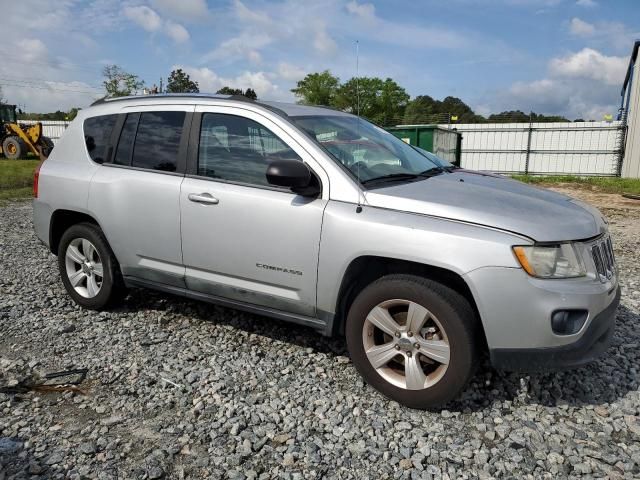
591,235,616,282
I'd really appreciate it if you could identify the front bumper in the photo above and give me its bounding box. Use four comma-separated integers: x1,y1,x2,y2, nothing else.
490,286,619,371
464,265,619,371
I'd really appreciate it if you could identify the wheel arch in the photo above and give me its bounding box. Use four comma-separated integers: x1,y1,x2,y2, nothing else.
331,255,487,349
49,209,102,255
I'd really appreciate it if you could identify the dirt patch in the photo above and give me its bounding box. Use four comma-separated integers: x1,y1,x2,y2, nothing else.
540,183,640,242
544,182,640,212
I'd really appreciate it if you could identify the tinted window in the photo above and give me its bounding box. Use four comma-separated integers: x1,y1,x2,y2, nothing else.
113,113,139,166
198,113,301,187
131,111,185,172
84,115,117,164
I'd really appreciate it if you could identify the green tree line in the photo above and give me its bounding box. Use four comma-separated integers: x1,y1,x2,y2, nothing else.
291,70,572,125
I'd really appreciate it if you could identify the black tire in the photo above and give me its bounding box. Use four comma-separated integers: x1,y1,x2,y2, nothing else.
57,222,125,310
40,136,54,158
345,274,478,409
2,136,25,160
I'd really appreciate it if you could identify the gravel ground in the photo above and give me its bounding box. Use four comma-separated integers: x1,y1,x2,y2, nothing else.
1,196,640,480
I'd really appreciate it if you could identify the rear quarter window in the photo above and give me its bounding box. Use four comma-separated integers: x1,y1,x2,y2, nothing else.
83,115,118,164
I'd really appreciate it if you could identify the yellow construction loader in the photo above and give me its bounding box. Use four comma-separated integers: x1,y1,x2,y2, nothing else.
0,104,54,160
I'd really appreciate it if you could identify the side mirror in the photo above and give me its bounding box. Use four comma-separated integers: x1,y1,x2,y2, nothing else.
266,159,320,197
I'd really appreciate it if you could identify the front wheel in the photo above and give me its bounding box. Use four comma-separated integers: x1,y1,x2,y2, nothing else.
345,274,478,409
57,223,125,310
2,136,25,160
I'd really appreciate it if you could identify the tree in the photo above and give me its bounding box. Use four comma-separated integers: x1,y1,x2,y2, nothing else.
0,84,5,104
487,111,569,123
102,64,144,97
375,78,409,125
403,95,484,124
67,107,81,121
166,69,199,93
216,87,257,99
290,70,339,106
334,77,383,117
332,77,409,125
403,95,440,124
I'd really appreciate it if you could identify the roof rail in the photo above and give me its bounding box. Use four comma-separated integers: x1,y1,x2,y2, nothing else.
87,92,294,119
90,92,245,107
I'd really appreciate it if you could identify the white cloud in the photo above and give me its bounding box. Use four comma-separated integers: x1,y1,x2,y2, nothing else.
549,48,627,85
569,17,595,36
123,5,190,45
233,0,272,26
346,1,376,21
0,37,101,111
123,6,162,32
277,63,306,82
313,23,338,56
202,33,271,64
490,48,626,120
576,0,597,7
165,21,190,44
151,0,209,21
176,65,292,101
567,17,640,51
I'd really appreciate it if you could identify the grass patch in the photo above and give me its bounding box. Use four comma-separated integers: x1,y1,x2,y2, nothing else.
0,159,40,202
512,175,640,195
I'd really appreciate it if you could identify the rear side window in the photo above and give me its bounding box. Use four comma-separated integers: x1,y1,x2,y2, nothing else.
131,111,185,172
84,115,117,164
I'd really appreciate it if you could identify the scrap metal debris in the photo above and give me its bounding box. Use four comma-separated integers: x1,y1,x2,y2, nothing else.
0,368,88,395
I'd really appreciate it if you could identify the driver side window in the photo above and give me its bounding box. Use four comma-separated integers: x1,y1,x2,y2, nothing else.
198,113,302,187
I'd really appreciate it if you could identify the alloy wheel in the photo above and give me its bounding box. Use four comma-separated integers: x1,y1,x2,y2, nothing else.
362,299,450,390
65,238,104,298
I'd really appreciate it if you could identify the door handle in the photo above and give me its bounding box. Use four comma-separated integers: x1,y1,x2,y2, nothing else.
188,193,219,205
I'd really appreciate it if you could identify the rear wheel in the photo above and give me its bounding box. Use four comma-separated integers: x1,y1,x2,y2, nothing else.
2,136,25,160
40,136,54,158
346,274,478,409
58,223,125,310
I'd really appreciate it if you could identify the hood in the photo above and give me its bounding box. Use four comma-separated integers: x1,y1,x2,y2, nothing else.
363,170,605,242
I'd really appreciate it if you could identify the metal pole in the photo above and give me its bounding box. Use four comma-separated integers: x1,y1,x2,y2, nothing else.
615,107,628,177
524,112,533,175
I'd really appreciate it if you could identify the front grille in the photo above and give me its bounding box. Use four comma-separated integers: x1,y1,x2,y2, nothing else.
591,236,616,281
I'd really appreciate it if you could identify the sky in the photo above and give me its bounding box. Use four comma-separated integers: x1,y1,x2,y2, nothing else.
2,0,639,120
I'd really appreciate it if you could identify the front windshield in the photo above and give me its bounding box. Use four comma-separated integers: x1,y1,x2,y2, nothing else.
291,115,443,184
414,146,454,169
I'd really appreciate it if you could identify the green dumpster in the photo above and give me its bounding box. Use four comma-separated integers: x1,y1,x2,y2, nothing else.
386,125,462,166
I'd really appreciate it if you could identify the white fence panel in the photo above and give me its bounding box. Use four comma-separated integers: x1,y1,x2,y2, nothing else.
443,121,623,176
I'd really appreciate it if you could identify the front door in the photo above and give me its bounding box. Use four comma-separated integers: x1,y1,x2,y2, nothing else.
179,108,328,317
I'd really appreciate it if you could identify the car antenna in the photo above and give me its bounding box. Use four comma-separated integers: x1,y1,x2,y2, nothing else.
355,40,363,214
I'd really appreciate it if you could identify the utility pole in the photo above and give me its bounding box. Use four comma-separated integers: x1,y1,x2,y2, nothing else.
159,77,163,94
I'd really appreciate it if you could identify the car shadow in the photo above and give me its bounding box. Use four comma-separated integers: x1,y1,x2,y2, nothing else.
118,288,638,410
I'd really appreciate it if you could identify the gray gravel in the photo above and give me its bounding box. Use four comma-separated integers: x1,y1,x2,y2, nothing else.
1,200,640,479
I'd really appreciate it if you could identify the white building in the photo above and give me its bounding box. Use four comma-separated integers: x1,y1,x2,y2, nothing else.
622,40,640,178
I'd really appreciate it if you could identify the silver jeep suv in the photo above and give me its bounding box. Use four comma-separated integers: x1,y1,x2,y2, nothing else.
33,94,620,408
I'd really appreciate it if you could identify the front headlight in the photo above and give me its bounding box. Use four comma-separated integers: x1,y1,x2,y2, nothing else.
512,243,586,278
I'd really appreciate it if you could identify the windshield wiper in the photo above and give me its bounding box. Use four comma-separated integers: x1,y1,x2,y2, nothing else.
361,173,420,185
418,166,445,177
361,168,447,186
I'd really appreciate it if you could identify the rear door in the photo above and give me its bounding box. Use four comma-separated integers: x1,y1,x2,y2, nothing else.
179,106,329,317
88,105,193,287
